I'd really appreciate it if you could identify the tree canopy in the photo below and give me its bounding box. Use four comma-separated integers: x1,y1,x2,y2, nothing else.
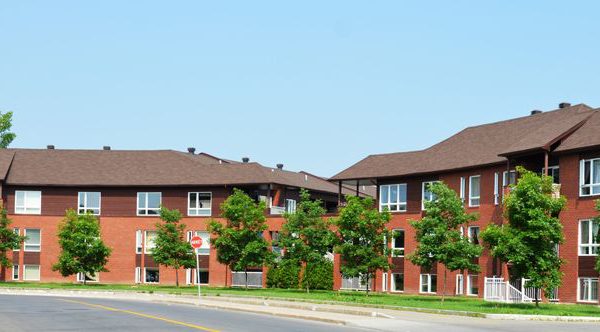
0,111,15,148
0,208,25,269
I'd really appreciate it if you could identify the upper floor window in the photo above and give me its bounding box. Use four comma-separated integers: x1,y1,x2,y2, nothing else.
459,177,466,203
78,192,101,215
380,184,407,212
579,219,599,256
580,159,600,196
468,175,480,207
542,166,560,184
144,230,157,254
137,192,161,216
502,170,516,187
187,230,211,255
422,181,439,210
24,228,41,252
392,229,405,257
468,226,480,245
15,191,41,215
188,192,211,216
285,199,297,214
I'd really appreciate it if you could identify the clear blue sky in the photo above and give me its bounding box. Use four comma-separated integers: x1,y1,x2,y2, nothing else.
1,1,599,177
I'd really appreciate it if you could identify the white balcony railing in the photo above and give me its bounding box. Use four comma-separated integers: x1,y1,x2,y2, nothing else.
270,206,286,215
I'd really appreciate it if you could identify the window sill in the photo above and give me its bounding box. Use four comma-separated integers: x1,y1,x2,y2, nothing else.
578,254,599,257
23,249,40,253
577,300,598,304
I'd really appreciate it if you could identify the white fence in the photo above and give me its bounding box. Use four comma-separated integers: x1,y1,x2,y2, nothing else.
341,275,373,291
231,271,263,288
484,277,534,303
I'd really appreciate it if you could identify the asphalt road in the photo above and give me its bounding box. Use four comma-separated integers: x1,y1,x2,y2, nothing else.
0,294,599,332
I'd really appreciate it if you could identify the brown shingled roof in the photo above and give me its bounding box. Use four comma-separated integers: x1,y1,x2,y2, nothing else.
331,104,596,181
554,110,600,153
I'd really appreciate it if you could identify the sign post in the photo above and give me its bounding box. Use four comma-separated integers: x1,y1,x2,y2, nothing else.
190,235,203,303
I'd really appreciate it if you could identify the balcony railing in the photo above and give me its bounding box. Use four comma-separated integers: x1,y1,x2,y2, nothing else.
269,206,286,215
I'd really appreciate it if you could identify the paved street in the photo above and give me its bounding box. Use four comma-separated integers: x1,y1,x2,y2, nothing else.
0,294,599,332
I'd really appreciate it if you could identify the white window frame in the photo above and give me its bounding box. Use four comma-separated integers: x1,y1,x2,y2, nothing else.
195,268,209,285
502,170,516,187
77,192,101,215
24,228,41,252
422,181,440,210
493,172,499,205
542,166,560,184
459,177,466,203
135,230,143,254
12,265,19,280
468,175,481,207
144,230,158,254
580,159,600,197
379,184,407,212
135,267,141,283
467,274,479,296
468,226,480,244
187,192,212,216
456,274,464,295
77,272,99,283
391,273,404,293
285,199,297,214
143,267,160,284
13,228,20,251
392,229,405,257
15,190,41,215
137,192,161,216
578,277,599,303
420,273,437,294
578,219,599,256
22,265,40,281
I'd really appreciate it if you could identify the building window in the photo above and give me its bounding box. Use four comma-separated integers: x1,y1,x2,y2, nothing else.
391,273,404,292
392,229,405,257
23,265,40,281
542,166,560,184
144,230,158,254
502,170,516,187
15,190,41,214
578,278,598,303
456,274,464,295
580,159,600,196
135,230,143,254
195,231,210,255
13,228,20,251
468,175,480,207
188,192,212,216
459,177,466,203
24,229,41,252
144,267,159,283
12,265,19,280
494,172,499,205
380,184,407,212
579,219,599,255
422,181,439,210
77,272,99,283
468,226,480,245
196,269,209,285
78,192,101,215
285,199,297,214
467,274,479,296
137,192,161,216
420,274,437,293
135,267,141,283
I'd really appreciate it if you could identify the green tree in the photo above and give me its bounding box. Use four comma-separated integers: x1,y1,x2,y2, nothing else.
592,200,600,275
335,195,391,295
0,111,15,148
481,166,566,307
152,207,196,288
52,210,111,284
408,182,482,303
208,188,274,289
279,189,337,292
0,208,25,275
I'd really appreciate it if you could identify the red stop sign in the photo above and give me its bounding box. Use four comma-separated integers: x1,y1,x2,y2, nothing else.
190,236,203,249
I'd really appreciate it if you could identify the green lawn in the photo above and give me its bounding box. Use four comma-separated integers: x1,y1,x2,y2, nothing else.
2,282,599,317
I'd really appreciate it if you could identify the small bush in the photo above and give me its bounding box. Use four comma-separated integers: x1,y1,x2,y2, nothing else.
301,259,333,290
267,259,301,289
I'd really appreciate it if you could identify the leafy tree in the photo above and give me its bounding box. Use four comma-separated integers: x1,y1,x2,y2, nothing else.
408,182,482,302
593,200,600,275
279,189,337,292
208,188,274,289
335,195,391,295
481,166,566,307
0,208,25,275
152,207,196,288
0,111,15,148
301,258,334,290
52,210,111,284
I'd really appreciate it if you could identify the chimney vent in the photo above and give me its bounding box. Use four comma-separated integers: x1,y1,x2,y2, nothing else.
187,147,196,154
47,145,55,150
103,146,111,150
559,102,571,109
531,110,542,115
276,163,284,170
242,157,250,163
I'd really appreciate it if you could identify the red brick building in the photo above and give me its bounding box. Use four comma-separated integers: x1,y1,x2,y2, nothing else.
331,103,600,304
0,147,369,288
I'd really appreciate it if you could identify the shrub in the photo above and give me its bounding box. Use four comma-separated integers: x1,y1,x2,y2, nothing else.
301,259,333,290
267,259,301,289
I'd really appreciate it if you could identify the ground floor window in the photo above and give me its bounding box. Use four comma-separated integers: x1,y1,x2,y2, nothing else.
135,267,141,283
467,275,479,296
420,274,437,294
455,274,464,295
391,273,404,292
196,269,209,285
23,265,40,281
12,265,19,280
77,272,99,283
144,268,159,283
578,278,599,303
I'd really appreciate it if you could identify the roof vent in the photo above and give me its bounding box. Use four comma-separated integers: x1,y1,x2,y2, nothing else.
559,102,571,109
103,146,111,150
531,110,543,115
187,147,196,154
304,174,308,181
276,163,284,170
47,145,55,149
242,157,250,163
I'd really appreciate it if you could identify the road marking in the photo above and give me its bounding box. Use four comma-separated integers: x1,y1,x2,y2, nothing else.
61,299,220,332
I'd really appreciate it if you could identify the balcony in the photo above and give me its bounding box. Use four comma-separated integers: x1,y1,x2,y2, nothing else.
269,206,286,215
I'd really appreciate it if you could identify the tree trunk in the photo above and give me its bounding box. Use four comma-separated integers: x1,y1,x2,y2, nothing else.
244,268,248,290
441,269,447,304
365,274,370,296
534,287,539,307
175,269,179,288
83,275,86,286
